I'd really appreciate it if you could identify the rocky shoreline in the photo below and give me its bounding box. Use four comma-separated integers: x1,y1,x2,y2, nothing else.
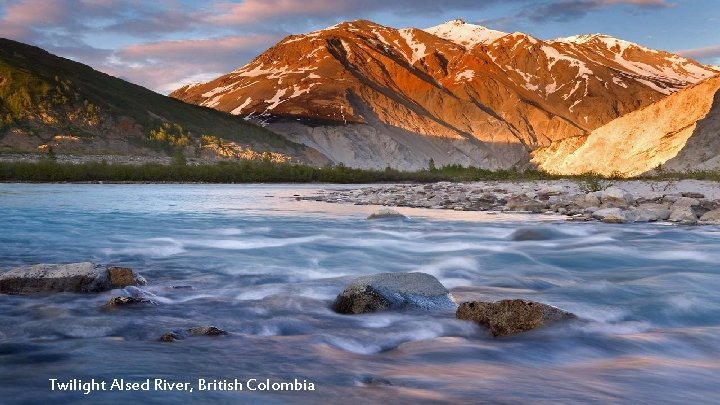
305,180,720,225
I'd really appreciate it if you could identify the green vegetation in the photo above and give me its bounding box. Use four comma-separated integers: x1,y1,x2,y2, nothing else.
0,38,302,153
0,161,555,183
1,160,719,184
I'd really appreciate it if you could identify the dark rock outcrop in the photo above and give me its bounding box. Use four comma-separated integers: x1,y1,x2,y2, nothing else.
456,299,576,337
160,326,228,342
104,296,157,308
0,262,145,295
333,272,456,314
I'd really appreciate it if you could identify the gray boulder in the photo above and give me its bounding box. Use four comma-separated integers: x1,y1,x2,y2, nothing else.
456,299,576,337
700,208,720,223
333,272,456,314
592,207,634,223
669,206,698,225
600,187,634,206
0,262,145,295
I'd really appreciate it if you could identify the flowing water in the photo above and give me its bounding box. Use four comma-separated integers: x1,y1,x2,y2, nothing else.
0,184,719,404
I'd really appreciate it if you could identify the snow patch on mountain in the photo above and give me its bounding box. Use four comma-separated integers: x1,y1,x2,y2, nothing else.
399,29,427,64
425,19,507,47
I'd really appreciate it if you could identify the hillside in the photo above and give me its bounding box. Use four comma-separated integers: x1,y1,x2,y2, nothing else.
0,38,327,165
171,19,716,170
533,74,720,176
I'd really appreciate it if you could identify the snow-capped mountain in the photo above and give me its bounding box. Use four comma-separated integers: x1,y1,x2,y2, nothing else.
171,19,716,170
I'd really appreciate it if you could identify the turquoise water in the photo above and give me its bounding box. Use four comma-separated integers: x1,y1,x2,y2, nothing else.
1,184,719,404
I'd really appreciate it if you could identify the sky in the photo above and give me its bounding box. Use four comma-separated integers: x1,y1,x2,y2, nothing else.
0,0,718,94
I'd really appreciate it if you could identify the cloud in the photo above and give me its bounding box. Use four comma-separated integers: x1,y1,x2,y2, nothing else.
486,0,674,26
0,0,695,93
677,44,720,64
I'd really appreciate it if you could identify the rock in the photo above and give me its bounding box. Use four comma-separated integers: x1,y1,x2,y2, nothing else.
669,206,698,224
682,192,705,199
0,263,145,295
333,272,456,314
700,208,720,223
160,332,180,342
632,207,670,222
104,296,156,308
506,195,547,213
367,209,407,220
591,207,634,223
672,197,700,208
600,187,634,206
188,326,228,336
108,266,146,288
160,326,228,342
509,227,572,241
456,299,576,337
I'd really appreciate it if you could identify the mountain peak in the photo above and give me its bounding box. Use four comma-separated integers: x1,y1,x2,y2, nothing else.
424,19,508,47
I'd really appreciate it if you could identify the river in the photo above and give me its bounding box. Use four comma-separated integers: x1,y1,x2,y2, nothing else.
0,184,718,404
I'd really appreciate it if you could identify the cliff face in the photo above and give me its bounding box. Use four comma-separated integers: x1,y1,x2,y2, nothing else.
171,19,715,170
533,75,720,177
0,38,326,165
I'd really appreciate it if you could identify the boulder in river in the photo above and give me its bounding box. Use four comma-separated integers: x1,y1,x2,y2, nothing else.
160,326,228,342
0,262,145,295
367,209,407,220
333,272,457,314
104,296,157,308
456,299,576,337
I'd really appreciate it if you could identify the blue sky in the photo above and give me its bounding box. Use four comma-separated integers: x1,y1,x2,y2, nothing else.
0,0,718,93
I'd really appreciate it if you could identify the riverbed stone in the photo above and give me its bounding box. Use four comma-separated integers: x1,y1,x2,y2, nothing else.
600,187,634,206
700,208,720,223
669,206,698,225
0,263,145,295
367,209,407,220
632,205,671,222
456,299,576,337
333,272,456,314
592,207,634,223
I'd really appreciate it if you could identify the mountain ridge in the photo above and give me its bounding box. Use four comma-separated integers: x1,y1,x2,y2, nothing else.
171,19,716,170
0,37,327,165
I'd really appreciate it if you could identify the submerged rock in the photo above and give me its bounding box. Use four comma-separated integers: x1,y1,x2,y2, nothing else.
456,299,576,337
333,272,456,314
103,296,157,308
160,326,228,342
367,209,407,220
509,227,571,241
0,263,145,295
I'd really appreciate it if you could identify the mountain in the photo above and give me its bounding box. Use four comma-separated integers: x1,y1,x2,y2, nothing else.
0,38,327,165
533,74,720,177
171,19,716,170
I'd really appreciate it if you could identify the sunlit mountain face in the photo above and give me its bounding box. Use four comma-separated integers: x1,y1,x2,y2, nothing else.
171,19,717,170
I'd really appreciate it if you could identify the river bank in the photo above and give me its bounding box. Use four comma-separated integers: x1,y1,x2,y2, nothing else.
305,179,720,225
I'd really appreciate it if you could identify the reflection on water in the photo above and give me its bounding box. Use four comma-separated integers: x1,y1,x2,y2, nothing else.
0,184,719,404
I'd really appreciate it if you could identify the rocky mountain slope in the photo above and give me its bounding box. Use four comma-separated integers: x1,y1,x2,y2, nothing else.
0,38,327,165
533,75,720,177
171,19,716,170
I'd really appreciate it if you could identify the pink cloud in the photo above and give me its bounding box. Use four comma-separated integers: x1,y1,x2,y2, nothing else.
677,44,720,60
